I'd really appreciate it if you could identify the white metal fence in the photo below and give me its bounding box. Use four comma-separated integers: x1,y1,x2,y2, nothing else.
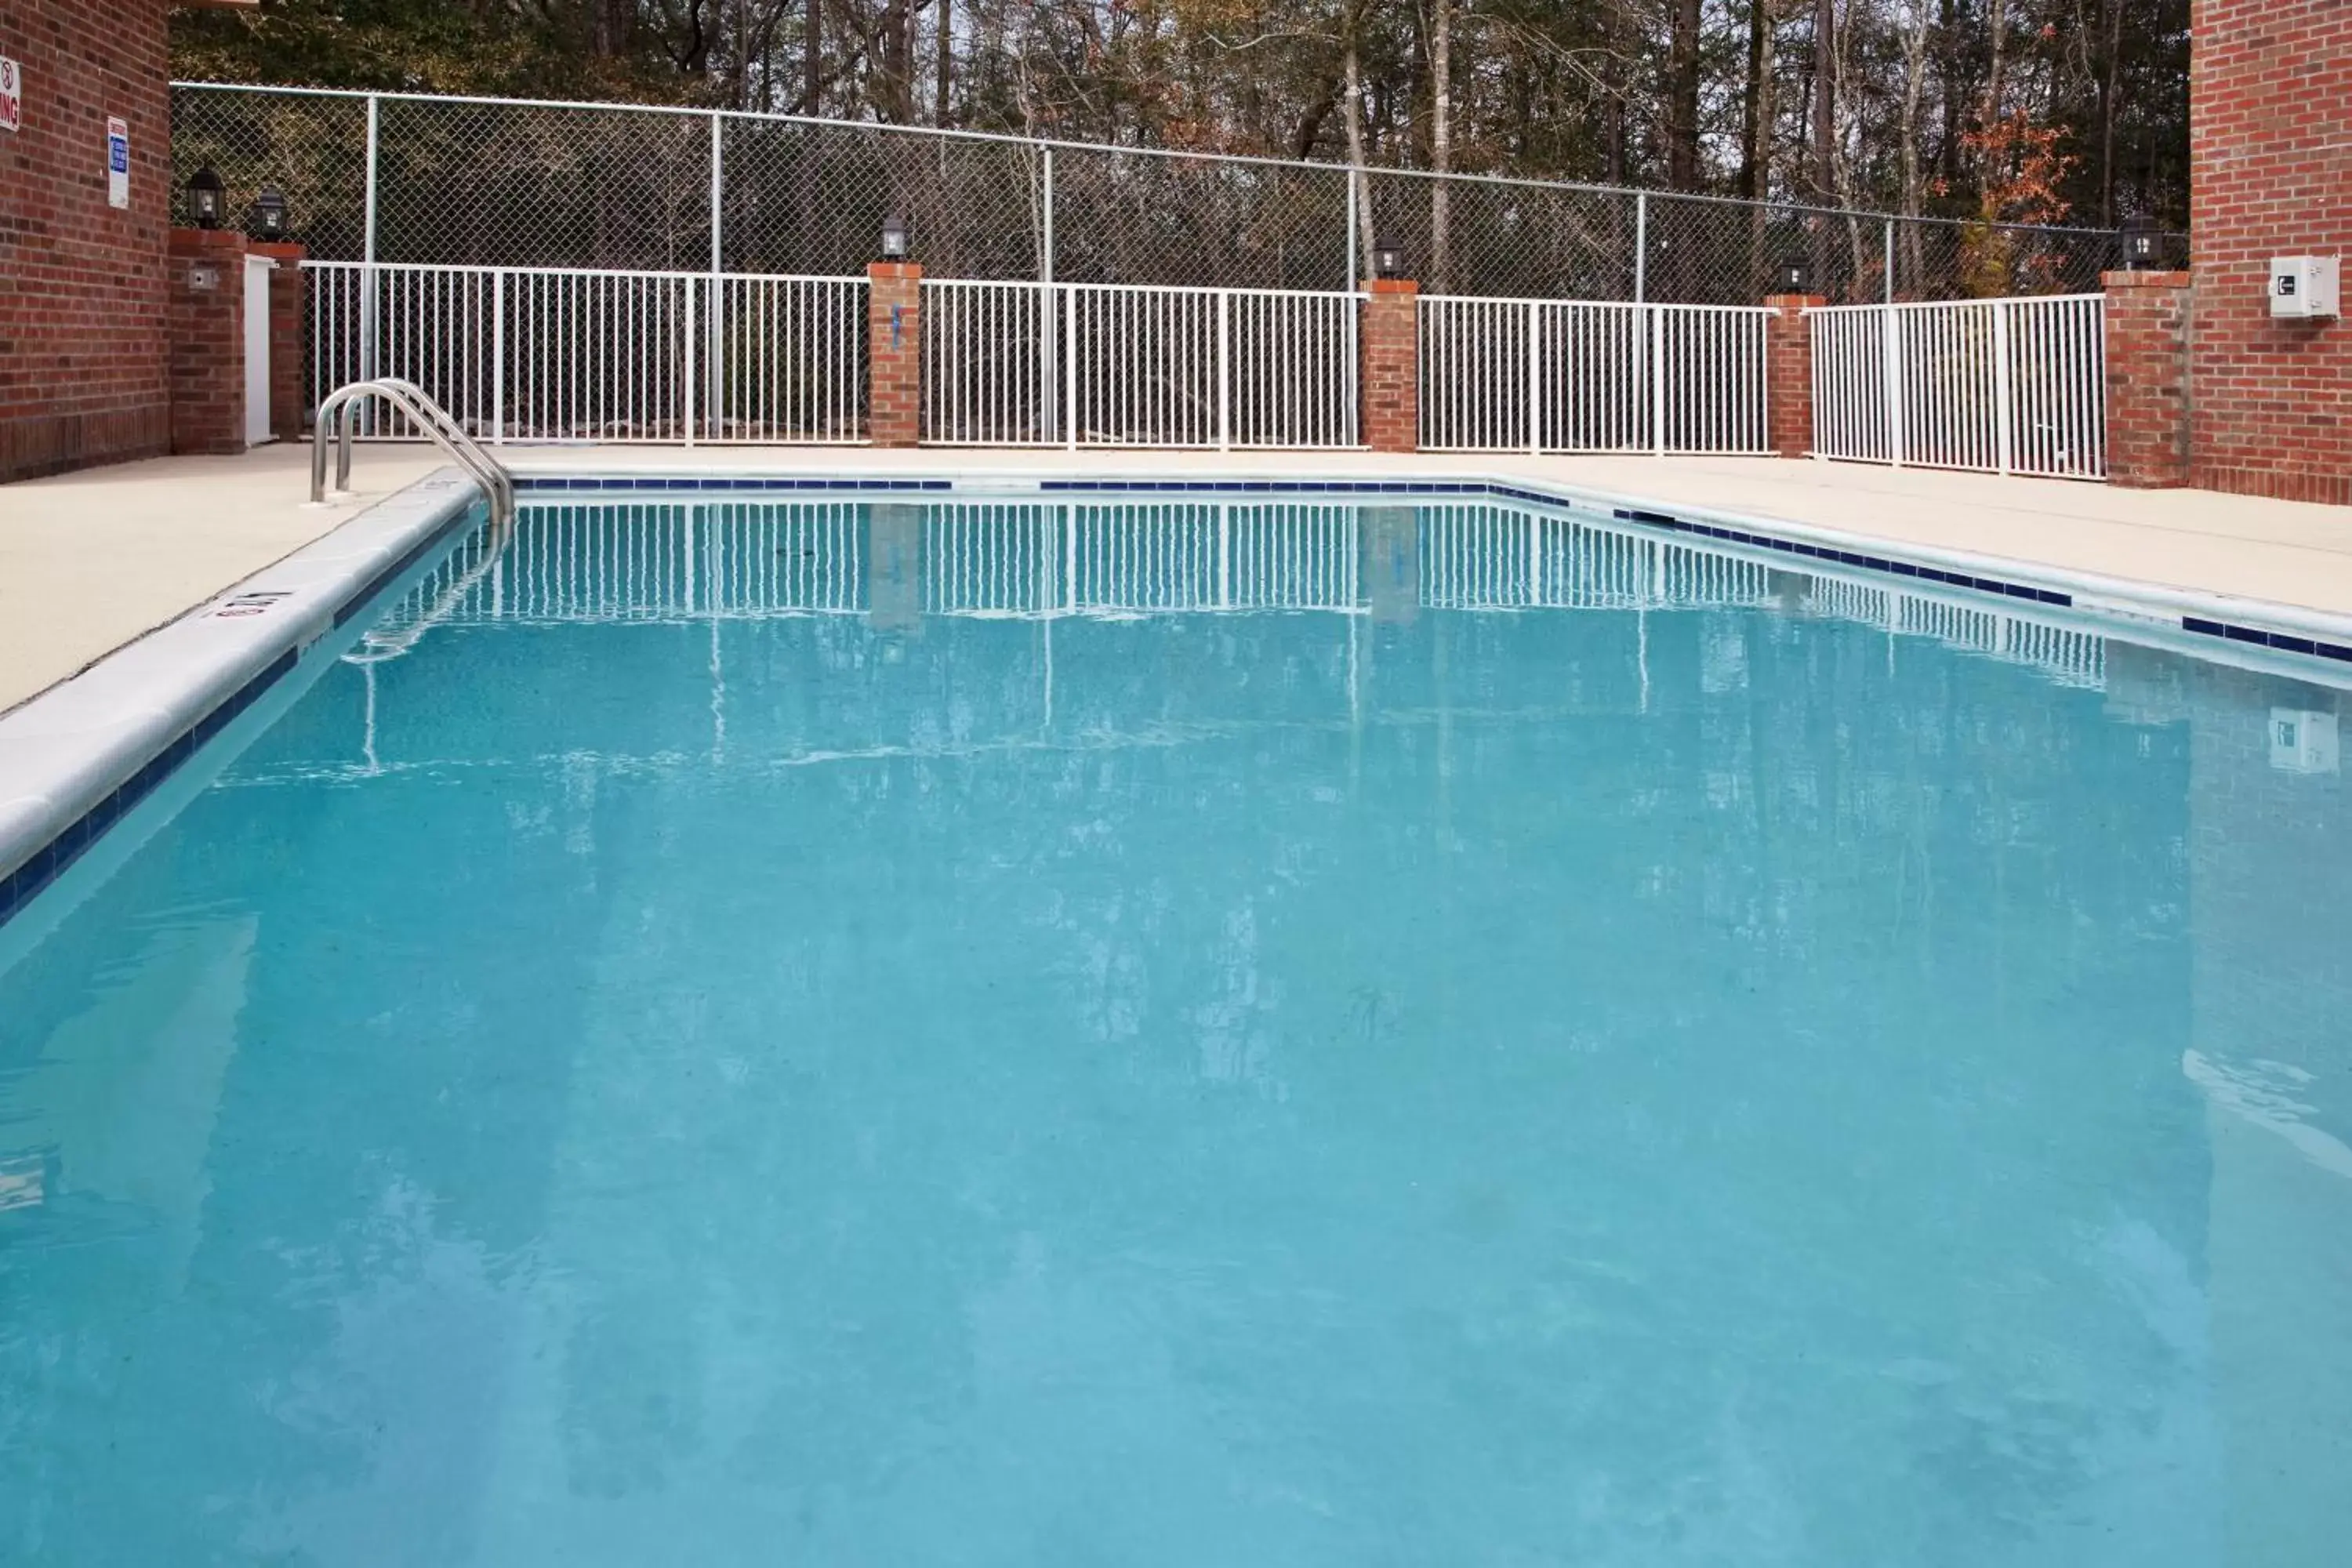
1808,296,2106,480
310,260,866,442
1417,298,1773,455
921,281,1359,448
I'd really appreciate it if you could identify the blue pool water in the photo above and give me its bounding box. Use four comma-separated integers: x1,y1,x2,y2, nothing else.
3,497,2349,1566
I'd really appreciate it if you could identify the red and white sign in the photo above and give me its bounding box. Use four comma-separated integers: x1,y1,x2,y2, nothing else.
1,56,23,135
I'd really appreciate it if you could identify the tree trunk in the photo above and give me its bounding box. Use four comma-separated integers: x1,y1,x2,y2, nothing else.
935,0,952,125
1897,0,1929,294
804,0,822,115
1668,0,1702,191
1344,11,1376,278
1604,2,1629,186
1810,0,1836,205
1742,0,1778,294
878,0,913,122
1428,0,1452,292
1737,0,1774,201
2098,0,2123,222
1808,0,1837,288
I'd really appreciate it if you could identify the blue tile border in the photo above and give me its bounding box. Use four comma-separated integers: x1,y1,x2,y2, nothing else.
513,475,954,495
0,649,297,931
0,502,480,935
2182,615,2352,664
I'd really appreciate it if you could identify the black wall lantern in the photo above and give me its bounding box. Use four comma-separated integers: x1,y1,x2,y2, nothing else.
880,212,909,262
2120,215,2158,271
252,185,289,241
1777,259,1813,294
1372,236,1405,280
186,166,226,230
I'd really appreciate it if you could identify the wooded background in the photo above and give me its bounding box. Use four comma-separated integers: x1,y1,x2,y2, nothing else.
174,0,2188,234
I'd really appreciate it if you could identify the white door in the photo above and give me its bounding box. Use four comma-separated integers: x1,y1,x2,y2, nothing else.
243,256,274,446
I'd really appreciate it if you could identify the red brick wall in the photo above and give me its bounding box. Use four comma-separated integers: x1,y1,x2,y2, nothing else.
1361,278,1418,454
165,227,247,456
2103,270,2194,488
0,0,172,481
867,261,920,448
1762,293,1822,459
2189,0,2352,504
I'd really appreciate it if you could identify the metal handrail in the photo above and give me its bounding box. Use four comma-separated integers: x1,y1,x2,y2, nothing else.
310,378,514,524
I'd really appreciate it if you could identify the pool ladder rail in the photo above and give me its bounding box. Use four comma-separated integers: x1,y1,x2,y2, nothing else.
308,378,516,527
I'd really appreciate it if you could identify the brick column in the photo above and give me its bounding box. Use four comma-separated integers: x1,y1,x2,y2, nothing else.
2103,269,2192,489
166,228,251,456
1763,292,1824,459
867,261,923,448
252,241,309,440
1361,278,1419,454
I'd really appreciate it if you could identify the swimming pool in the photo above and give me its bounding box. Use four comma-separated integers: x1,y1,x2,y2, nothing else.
3,491,2348,1565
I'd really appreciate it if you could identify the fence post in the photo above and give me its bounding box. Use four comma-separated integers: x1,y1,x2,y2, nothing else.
1345,177,1359,295
1884,220,1895,303
1883,304,1906,467
1526,300,1542,454
1633,193,1648,304
708,113,724,273
1216,289,1232,450
1064,285,1080,450
707,112,724,440
360,94,380,387
866,261,922,448
491,269,505,445
1992,301,2014,474
1763,292,1823,459
684,277,698,448
1650,305,1666,455
1040,148,1058,441
1040,145,1054,286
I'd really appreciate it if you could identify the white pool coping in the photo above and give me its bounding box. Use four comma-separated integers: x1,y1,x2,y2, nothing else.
5,458,2350,920
0,470,481,904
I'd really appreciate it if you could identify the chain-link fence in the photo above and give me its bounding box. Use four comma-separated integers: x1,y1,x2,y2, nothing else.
172,83,2180,303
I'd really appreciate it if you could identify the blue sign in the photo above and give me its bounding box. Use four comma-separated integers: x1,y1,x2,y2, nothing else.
106,115,129,209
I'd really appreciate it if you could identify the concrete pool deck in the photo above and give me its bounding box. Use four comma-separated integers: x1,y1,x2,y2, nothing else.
5,441,2350,713
0,443,443,713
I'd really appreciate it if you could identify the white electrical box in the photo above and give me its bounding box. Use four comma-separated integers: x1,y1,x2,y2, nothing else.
2270,709,2340,775
2269,256,2341,319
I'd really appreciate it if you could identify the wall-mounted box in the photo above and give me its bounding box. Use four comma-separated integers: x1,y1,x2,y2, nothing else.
2269,256,2341,319
2270,709,2340,774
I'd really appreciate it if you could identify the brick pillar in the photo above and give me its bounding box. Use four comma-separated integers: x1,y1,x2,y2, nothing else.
1361,278,1419,454
252,241,309,440
867,261,923,448
166,228,251,456
1763,292,1824,459
2103,269,2193,489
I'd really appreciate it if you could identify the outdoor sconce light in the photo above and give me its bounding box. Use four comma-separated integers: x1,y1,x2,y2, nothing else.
1372,237,1404,280
880,212,909,262
252,185,289,241
2120,215,2158,271
187,166,226,230
1779,259,1813,293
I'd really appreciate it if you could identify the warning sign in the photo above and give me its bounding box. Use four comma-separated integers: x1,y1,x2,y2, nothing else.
107,115,129,209
1,56,22,135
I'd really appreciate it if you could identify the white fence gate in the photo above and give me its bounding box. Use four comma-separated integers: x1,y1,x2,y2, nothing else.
1808,296,2106,480
921,281,1360,448
1417,297,1773,455
308,260,867,443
